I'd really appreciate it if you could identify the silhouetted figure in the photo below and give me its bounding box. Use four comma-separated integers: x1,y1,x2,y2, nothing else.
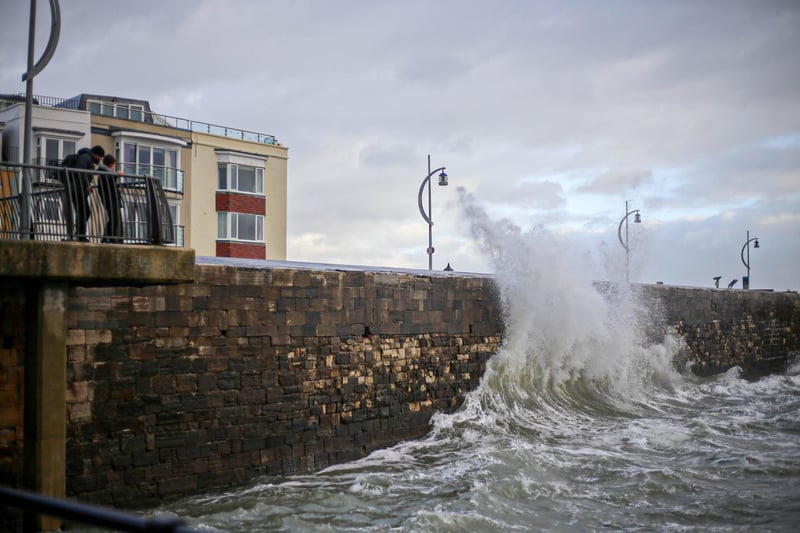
727,279,738,289
97,154,123,243
713,276,722,288
62,145,104,241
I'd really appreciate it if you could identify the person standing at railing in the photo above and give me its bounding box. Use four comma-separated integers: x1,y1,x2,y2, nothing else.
62,145,104,241
97,154,124,243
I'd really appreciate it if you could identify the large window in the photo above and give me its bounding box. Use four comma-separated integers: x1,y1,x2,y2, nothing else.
167,203,183,247
38,137,77,166
217,212,264,242
218,163,264,194
88,100,144,121
119,142,181,192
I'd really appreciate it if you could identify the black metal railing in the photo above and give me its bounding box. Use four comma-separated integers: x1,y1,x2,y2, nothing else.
30,159,185,196
118,162,184,195
0,162,176,245
0,484,200,532
15,93,278,145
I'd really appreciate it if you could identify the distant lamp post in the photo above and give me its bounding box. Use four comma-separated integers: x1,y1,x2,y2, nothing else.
418,154,448,270
617,200,642,283
740,230,760,290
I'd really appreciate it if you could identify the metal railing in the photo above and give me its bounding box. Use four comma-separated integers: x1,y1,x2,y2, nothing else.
0,484,200,532
17,93,278,145
0,162,176,245
118,162,184,195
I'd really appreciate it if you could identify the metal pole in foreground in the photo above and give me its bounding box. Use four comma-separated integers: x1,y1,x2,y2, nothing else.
21,0,61,237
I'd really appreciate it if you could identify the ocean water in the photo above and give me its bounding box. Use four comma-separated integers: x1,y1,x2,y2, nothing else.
153,198,800,532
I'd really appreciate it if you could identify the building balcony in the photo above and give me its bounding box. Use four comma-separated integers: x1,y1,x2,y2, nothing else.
118,163,184,195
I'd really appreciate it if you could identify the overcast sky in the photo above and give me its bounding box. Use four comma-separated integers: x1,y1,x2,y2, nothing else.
2,1,798,290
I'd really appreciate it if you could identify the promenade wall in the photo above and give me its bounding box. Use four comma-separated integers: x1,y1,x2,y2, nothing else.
638,284,799,377
2,263,502,508
1,262,798,510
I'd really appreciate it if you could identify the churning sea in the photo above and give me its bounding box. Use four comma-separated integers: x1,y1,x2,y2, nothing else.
147,199,800,532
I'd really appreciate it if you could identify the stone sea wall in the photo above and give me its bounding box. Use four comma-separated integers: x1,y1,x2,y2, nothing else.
61,265,502,507
637,284,800,378
1,263,798,511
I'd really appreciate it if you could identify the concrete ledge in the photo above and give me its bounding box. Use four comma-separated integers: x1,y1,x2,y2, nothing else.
0,240,195,284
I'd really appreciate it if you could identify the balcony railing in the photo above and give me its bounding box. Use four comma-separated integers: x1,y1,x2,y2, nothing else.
19,94,278,145
118,162,184,195
0,162,177,245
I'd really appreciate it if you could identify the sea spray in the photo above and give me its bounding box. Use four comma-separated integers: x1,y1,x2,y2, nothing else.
455,188,682,410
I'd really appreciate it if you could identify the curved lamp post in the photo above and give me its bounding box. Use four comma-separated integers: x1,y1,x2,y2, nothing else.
21,0,61,237
740,230,759,290
617,200,642,283
418,154,448,270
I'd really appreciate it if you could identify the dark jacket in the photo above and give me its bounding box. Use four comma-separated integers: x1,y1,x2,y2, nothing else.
70,147,96,191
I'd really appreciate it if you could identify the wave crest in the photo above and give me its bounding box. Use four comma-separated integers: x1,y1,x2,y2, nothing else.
455,188,683,419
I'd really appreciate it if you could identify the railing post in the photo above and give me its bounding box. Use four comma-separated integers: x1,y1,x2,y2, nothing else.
144,177,174,245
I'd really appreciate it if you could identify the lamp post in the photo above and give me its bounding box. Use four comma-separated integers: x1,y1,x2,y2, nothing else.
418,154,448,270
740,230,759,290
21,0,61,238
617,200,642,283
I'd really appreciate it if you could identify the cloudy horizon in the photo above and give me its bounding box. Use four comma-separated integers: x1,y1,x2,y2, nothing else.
2,0,798,290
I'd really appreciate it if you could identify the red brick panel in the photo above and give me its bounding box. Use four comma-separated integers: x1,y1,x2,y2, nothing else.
216,241,266,259
215,193,265,215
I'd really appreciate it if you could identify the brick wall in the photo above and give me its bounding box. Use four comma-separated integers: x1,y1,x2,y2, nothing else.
215,192,265,214
61,265,502,507
637,285,800,378
215,241,266,259
0,285,24,488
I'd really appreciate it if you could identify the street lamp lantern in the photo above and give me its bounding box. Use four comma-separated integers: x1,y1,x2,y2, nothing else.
740,230,760,290
617,200,642,283
418,154,449,270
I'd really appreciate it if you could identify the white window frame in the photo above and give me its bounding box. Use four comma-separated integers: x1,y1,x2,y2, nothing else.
217,163,264,195
112,131,186,191
88,99,145,122
215,150,267,196
217,211,264,243
36,135,79,166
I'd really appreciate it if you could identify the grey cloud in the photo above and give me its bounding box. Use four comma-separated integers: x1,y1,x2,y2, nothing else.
359,142,416,168
577,170,654,195
476,179,566,210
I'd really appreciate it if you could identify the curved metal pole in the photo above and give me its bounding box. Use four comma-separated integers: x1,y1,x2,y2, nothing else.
21,0,61,237
617,204,640,283
417,168,445,224
617,213,636,252
418,160,447,270
740,235,758,280
22,0,61,82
